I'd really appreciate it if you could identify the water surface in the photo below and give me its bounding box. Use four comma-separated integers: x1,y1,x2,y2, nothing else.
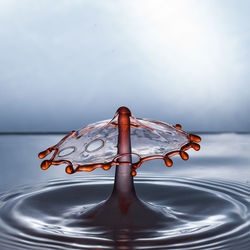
0,133,249,249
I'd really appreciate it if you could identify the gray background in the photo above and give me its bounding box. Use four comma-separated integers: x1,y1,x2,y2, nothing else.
0,0,249,133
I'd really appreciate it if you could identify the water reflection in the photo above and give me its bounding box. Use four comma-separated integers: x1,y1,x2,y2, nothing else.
0,177,249,249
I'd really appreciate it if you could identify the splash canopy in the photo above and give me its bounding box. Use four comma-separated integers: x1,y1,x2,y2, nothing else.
38,107,201,176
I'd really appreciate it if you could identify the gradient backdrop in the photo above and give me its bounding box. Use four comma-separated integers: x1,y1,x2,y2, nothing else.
0,0,249,133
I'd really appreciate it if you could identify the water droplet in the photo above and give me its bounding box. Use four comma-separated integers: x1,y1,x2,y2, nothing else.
191,142,200,151
38,149,51,159
175,124,182,130
102,164,111,170
131,170,137,176
190,134,201,142
65,165,73,174
180,151,189,160
41,160,51,170
164,157,173,167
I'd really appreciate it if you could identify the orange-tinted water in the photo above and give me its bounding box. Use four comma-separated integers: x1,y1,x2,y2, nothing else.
38,107,201,178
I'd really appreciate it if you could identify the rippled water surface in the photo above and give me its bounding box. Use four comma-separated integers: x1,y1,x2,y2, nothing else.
0,134,249,249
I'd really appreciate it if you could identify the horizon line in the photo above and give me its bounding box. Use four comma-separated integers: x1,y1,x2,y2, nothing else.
0,131,249,135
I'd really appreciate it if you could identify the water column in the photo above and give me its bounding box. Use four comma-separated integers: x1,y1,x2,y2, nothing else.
111,107,137,213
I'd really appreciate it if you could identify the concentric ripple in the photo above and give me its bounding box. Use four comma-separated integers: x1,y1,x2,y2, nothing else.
0,177,249,250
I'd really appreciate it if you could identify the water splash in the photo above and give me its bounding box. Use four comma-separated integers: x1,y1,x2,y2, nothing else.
37,107,208,247
38,107,201,176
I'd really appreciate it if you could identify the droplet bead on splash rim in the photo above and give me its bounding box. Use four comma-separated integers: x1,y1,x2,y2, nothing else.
41,160,51,170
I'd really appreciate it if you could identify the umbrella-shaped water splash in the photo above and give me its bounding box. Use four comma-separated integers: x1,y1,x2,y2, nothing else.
38,107,201,226
39,107,201,177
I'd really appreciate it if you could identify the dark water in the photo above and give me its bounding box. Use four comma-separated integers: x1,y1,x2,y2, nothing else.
0,134,249,249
